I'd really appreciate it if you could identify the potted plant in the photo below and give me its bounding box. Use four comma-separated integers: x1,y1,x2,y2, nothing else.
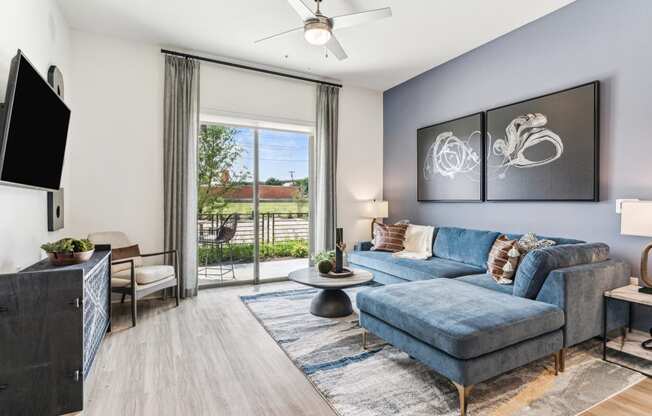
41,238,95,266
313,250,336,273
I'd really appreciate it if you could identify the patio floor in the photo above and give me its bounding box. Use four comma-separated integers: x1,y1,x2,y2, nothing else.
198,257,308,286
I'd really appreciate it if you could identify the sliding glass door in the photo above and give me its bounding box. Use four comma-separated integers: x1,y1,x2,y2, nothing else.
197,122,310,287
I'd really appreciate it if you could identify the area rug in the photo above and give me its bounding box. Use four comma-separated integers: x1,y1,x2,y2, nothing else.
241,286,647,416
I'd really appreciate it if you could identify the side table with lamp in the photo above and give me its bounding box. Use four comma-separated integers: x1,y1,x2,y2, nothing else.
366,199,388,239
602,200,652,375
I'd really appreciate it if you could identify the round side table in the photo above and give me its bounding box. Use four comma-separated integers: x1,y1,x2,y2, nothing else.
288,268,373,318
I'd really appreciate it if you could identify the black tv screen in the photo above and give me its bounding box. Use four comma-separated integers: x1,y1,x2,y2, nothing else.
0,50,70,191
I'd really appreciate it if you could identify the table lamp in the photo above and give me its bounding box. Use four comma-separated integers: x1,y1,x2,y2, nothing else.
621,201,652,294
367,200,388,238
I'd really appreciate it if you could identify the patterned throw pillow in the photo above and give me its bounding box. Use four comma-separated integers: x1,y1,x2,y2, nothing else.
487,235,521,284
517,232,556,253
371,223,408,252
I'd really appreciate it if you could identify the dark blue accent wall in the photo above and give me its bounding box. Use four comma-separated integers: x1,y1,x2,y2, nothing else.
383,0,652,328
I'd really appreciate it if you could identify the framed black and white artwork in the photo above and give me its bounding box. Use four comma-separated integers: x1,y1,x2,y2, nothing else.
417,112,484,202
485,81,599,201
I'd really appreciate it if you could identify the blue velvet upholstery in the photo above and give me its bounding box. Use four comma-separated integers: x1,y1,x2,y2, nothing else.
536,259,630,347
432,227,500,269
455,273,514,295
354,240,373,251
351,263,407,285
357,279,564,359
514,243,610,299
360,312,563,386
348,251,484,281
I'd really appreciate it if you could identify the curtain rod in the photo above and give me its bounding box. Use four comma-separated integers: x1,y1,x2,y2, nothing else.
161,49,342,89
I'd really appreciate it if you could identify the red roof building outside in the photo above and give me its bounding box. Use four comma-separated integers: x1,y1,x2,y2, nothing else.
208,185,301,201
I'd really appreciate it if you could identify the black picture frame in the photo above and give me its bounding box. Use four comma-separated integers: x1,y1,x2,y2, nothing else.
485,81,599,202
417,112,485,202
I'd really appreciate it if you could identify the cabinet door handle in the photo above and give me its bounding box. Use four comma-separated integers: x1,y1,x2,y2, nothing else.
0,306,8,313
69,298,82,309
0,384,8,391
71,370,82,382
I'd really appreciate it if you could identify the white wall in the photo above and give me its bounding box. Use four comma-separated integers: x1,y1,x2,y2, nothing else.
0,0,72,273
67,32,383,256
338,86,383,249
67,32,164,253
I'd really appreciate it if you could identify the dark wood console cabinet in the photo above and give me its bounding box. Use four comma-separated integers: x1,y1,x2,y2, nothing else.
0,247,111,415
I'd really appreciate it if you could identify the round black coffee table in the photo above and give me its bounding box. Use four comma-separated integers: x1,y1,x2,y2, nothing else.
288,268,373,318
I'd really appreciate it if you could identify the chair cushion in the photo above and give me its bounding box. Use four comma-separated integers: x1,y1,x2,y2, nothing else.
356,279,564,359
114,265,176,285
432,227,500,269
349,251,484,281
455,273,514,295
514,243,610,299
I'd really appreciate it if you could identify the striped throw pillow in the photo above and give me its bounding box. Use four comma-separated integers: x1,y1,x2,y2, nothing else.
372,223,408,252
487,235,521,284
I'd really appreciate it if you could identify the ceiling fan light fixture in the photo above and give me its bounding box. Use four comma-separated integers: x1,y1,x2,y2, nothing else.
304,20,331,45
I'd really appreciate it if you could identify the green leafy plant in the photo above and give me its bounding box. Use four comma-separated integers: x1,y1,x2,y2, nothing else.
313,250,335,264
198,240,309,264
41,238,94,253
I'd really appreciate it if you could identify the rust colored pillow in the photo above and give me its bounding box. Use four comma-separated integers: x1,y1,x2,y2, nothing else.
487,235,521,284
112,244,141,261
372,223,408,252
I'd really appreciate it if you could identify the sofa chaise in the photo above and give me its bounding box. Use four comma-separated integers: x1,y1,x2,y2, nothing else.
351,227,629,416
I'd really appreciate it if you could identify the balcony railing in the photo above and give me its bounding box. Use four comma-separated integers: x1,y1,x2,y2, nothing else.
198,212,309,246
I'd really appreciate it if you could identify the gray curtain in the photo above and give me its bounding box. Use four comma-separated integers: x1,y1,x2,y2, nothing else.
163,55,200,298
310,84,339,258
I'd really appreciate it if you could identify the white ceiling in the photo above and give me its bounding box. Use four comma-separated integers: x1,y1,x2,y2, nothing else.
57,0,574,91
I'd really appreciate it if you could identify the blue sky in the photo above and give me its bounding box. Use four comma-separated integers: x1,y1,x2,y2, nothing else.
233,128,309,181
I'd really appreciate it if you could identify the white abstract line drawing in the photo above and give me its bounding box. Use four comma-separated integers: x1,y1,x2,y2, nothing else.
488,113,563,179
423,131,481,180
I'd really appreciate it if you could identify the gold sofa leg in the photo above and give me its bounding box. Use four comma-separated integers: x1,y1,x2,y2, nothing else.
453,382,474,416
553,351,560,375
559,348,566,372
362,330,368,350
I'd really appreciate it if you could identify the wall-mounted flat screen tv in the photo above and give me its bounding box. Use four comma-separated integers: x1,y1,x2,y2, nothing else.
0,50,70,191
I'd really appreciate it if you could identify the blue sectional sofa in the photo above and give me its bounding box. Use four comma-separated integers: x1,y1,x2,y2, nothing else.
351,227,629,416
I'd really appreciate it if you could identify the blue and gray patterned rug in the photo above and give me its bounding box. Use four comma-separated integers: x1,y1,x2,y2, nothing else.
241,286,646,416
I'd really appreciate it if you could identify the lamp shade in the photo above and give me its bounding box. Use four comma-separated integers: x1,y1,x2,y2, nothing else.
621,201,652,237
367,200,389,218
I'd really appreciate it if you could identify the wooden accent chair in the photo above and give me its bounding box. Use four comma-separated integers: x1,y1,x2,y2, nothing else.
88,232,180,327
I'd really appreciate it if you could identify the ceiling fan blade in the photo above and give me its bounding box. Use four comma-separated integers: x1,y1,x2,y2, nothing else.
254,26,304,44
326,35,348,60
330,7,392,30
287,0,315,21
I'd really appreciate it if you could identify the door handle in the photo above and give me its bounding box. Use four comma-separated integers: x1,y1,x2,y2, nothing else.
69,298,82,309
0,306,8,313
71,370,82,382
0,384,8,391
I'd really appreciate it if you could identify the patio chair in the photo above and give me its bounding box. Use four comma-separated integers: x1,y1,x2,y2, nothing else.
88,231,180,327
203,214,238,281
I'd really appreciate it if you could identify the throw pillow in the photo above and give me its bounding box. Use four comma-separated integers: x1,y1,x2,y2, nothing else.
371,223,408,252
111,244,143,273
517,232,556,253
487,235,521,284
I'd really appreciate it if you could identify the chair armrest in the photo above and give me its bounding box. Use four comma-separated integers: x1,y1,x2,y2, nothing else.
536,259,630,347
112,259,135,266
111,259,136,288
354,241,373,251
141,249,177,258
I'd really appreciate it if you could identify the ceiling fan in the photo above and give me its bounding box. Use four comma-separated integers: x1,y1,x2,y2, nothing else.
255,0,392,61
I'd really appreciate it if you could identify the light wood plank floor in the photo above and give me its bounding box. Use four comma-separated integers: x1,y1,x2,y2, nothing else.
82,282,652,416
